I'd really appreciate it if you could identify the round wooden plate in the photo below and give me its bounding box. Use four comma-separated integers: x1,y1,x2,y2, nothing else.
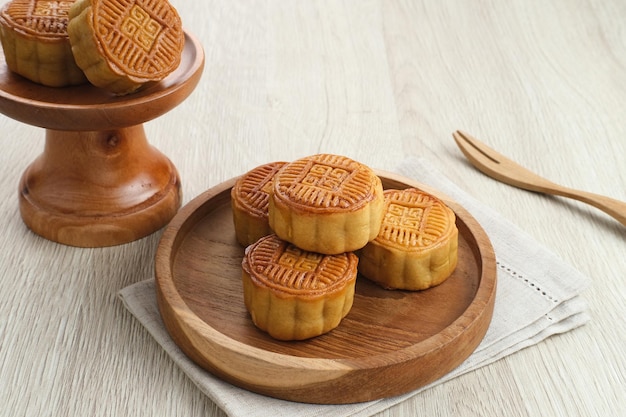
0,31,204,131
155,171,497,404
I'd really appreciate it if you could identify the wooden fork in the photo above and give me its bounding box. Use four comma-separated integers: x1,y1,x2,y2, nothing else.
453,130,626,227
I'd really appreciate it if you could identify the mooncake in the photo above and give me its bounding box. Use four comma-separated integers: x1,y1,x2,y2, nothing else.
242,234,358,341
268,154,384,255
358,188,458,290
231,161,287,247
67,0,184,94
0,0,87,87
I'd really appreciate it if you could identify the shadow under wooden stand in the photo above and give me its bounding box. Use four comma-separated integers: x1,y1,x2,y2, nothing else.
0,32,204,247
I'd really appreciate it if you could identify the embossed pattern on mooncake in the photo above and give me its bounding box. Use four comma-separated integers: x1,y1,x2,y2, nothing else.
273,154,377,212
91,0,183,78
376,188,455,251
0,0,74,39
358,187,458,291
232,162,286,218
245,235,358,297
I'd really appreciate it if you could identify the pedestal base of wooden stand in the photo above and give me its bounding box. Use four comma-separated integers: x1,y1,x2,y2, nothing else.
19,125,182,247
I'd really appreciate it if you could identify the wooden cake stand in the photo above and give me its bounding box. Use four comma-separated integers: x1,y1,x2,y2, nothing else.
0,32,204,247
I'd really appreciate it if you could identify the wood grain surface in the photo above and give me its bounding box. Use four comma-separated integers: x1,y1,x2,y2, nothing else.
155,173,496,403
0,1,624,416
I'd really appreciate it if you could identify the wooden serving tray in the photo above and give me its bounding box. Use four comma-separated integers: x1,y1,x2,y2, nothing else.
155,171,497,404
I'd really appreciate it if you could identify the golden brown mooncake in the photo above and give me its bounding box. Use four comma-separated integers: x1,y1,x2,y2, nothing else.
231,161,287,247
67,0,184,95
0,0,87,87
268,154,385,255
242,234,358,341
358,188,458,290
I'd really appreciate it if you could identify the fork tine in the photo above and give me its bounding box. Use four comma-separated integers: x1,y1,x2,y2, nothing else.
453,129,556,191
452,130,502,165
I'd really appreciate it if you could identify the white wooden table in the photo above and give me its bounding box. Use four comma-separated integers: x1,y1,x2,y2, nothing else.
1,1,624,416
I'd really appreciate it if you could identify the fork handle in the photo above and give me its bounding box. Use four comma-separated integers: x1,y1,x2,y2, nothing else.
548,185,626,227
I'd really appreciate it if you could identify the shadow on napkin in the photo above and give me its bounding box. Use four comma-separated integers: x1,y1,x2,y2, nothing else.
118,156,590,417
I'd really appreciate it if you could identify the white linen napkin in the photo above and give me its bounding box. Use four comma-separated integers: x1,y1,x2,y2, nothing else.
118,156,591,417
